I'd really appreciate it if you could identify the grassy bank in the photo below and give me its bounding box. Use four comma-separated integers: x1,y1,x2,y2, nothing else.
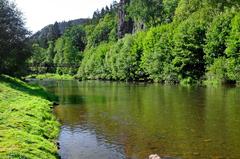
0,75,60,159
26,73,74,80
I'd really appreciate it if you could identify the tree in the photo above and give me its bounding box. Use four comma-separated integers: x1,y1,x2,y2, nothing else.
0,0,30,76
141,24,175,82
127,0,164,27
162,0,179,23
64,25,86,51
204,11,235,65
49,22,61,42
87,14,117,47
226,12,240,59
173,0,202,22
53,26,85,75
225,12,240,81
113,33,145,81
172,14,207,83
44,41,56,72
29,44,47,73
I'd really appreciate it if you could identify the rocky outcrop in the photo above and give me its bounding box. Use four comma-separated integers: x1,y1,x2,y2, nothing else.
117,0,134,38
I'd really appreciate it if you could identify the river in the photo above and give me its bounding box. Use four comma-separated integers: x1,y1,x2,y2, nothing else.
32,80,240,159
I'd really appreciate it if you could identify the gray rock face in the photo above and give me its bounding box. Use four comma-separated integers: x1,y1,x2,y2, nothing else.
117,0,134,38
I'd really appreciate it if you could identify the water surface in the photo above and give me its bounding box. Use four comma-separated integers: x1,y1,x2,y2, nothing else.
34,80,240,159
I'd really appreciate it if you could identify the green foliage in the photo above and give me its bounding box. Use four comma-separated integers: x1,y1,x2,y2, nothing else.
141,24,175,82
225,58,240,81
226,12,240,58
110,33,145,81
173,21,206,82
45,41,56,73
76,2,240,85
172,8,215,83
174,0,202,22
53,26,86,75
54,37,80,75
28,44,47,73
30,19,89,48
53,37,65,73
0,0,30,76
224,12,240,81
87,14,117,47
30,44,47,65
127,0,179,27
29,41,58,74
162,0,180,23
45,41,55,64
104,40,124,80
27,0,240,85
0,75,60,158
127,0,163,27
205,0,240,10
204,10,235,65
206,57,240,84
92,2,118,23
78,42,112,79
205,57,229,84
64,25,87,51
78,32,146,81
204,11,240,84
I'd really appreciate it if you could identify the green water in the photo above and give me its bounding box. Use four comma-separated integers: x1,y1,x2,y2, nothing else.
35,80,240,159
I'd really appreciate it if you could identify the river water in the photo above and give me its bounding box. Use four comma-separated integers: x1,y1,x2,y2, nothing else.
33,80,240,159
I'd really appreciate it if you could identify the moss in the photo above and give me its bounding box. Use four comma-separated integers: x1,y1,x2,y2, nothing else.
0,75,60,159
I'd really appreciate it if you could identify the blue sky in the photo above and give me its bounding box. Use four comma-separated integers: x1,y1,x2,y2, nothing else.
14,0,117,32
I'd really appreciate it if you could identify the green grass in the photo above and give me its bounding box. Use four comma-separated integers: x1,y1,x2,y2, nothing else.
26,73,74,80
0,75,60,159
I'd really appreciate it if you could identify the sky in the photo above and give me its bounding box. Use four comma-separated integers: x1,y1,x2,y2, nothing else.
13,0,117,33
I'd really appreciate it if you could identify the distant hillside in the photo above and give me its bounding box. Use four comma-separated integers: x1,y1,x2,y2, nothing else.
30,18,90,48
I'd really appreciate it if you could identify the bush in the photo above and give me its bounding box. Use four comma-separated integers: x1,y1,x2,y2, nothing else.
205,57,228,84
206,57,240,84
0,0,30,76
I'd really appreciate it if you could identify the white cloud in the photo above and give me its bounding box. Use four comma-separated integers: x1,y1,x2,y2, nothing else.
13,0,117,32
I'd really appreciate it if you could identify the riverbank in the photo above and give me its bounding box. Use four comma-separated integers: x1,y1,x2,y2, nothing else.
0,75,60,158
26,73,74,80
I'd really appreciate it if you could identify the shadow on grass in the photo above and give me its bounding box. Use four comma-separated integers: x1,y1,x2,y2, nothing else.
0,75,58,102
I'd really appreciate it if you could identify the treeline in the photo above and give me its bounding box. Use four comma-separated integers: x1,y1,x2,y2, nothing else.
29,2,118,75
30,18,90,48
30,0,240,84
0,0,30,76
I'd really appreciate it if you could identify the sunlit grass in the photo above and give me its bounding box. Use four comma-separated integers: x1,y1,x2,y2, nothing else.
26,73,74,80
0,75,60,159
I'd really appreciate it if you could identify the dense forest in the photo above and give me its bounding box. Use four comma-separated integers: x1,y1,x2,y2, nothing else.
30,18,90,48
1,0,240,85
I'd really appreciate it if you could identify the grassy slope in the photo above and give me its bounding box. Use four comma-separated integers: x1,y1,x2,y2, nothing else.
0,75,60,159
